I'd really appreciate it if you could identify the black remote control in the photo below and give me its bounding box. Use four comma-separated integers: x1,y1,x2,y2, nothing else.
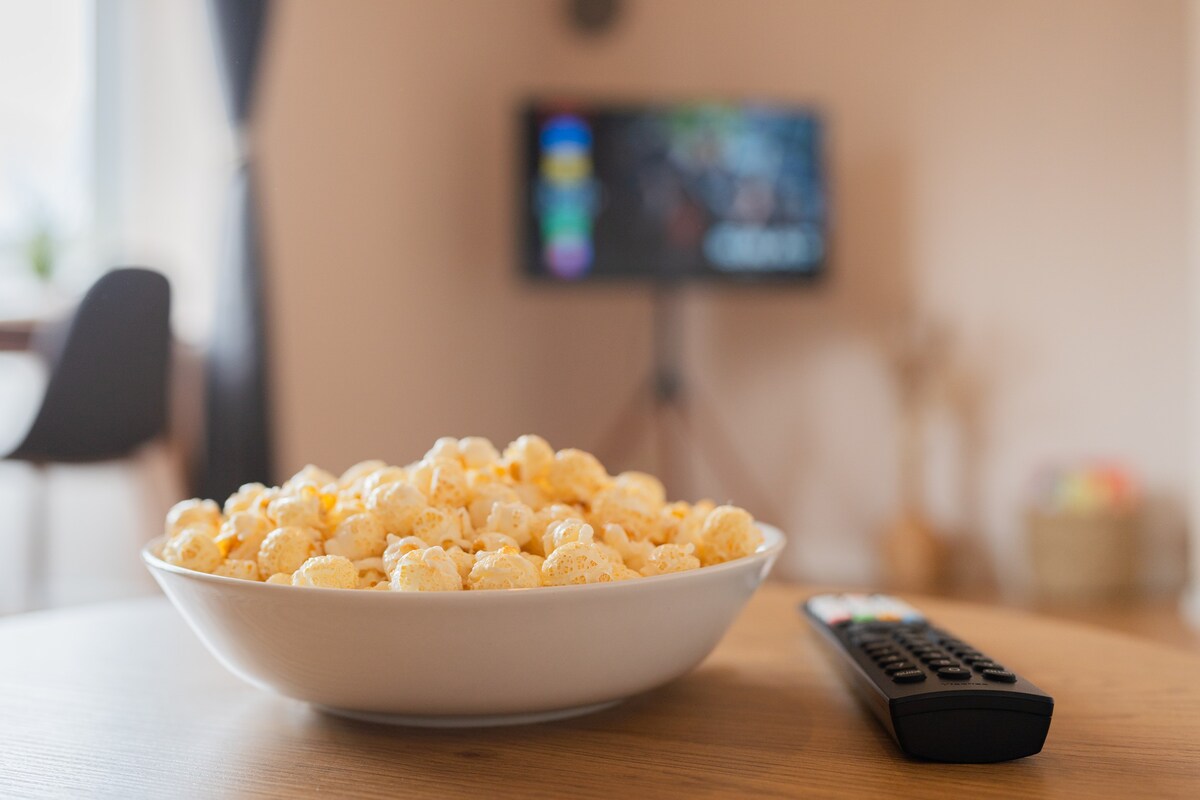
802,593,1053,763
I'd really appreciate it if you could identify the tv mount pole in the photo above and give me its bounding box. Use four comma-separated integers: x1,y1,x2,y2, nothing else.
596,282,782,523
650,281,684,490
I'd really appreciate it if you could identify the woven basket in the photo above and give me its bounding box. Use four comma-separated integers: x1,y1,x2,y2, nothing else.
1026,508,1139,602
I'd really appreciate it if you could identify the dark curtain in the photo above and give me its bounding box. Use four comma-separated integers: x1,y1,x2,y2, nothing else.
200,0,273,500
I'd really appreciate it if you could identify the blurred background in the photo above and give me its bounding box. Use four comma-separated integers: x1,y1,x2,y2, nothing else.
1,0,1197,648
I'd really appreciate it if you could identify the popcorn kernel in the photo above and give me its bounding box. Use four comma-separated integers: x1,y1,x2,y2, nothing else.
163,526,222,573
391,546,463,592
696,505,762,566
292,555,358,589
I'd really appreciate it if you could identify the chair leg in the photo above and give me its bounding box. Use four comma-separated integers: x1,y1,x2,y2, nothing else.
24,463,48,612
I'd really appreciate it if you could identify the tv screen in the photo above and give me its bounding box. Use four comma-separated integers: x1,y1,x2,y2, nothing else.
520,100,827,282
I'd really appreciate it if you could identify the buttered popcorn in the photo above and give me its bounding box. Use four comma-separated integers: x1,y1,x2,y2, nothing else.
695,505,763,567
292,555,359,589
392,546,463,592
640,543,702,577
165,499,221,540
323,513,387,561
215,511,272,560
541,540,615,586
158,436,765,590
162,527,222,573
257,526,322,578
469,547,541,590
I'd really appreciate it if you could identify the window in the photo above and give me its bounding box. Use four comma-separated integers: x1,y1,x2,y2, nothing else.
0,0,233,341
0,0,92,311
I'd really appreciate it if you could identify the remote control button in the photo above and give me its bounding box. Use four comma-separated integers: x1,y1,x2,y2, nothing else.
867,648,900,659
882,661,916,673
936,667,970,680
891,669,926,683
962,655,992,665
925,658,957,669
863,642,895,652
875,656,905,667
957,651,986,661
982,669,1017,682
908,647,938,657
918,651,950,663
971,661,1003,672
852,634,888,644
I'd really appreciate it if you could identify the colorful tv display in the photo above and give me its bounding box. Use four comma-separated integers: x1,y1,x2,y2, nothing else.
521,100,827,282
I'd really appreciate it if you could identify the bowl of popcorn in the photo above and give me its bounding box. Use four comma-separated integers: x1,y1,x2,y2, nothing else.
143,435,784,726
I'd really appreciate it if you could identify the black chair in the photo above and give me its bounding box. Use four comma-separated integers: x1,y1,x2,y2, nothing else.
4,268,171,610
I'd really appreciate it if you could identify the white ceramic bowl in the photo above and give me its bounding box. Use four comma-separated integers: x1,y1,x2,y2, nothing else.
142,525,784,726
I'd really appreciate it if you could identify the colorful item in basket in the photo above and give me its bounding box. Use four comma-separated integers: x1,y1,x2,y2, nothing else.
1030,462,1138,515
159,436,763,591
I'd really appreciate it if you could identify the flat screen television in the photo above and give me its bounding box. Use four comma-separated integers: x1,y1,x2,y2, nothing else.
520,100,827,283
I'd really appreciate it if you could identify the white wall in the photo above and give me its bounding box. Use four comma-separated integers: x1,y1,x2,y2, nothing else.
256,0,1190,591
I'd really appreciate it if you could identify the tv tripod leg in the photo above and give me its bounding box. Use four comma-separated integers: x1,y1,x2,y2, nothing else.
666,389,785,527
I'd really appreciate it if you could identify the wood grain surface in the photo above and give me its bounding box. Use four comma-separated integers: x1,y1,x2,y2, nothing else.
1,583,1198,799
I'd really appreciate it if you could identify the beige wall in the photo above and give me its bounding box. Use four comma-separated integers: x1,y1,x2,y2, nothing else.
1187,0,1200,623
256,0,1190,589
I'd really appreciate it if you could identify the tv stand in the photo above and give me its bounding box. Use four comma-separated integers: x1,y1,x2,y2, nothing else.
595,283,781,523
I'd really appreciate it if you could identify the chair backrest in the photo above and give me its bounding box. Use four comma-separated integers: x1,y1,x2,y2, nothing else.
8,268,171,462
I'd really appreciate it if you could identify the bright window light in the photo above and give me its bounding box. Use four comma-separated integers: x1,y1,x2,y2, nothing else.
0,0,92,281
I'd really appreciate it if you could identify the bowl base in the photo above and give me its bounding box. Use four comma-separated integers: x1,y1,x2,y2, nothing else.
314,698,624,728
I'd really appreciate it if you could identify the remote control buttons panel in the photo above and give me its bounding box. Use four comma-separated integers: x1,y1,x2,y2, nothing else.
849,623,1013,684
807,593,925,627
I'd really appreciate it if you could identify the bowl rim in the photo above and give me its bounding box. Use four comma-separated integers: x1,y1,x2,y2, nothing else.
143,523,785,601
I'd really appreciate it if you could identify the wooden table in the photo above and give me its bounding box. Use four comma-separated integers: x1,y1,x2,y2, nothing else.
2,584,1198,799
